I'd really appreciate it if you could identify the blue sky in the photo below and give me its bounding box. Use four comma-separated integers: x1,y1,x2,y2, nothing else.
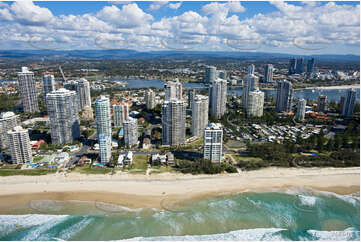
0,1,359,55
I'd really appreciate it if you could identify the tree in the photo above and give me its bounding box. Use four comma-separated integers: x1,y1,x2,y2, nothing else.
334,135,341,150
326,139,334,151
39,142,48,150
317,135,324,152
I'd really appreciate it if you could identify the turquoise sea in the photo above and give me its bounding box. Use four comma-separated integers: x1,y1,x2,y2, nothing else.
0,189,359,241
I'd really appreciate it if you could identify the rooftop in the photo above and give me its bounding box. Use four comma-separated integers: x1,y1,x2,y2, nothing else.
205,123,222,130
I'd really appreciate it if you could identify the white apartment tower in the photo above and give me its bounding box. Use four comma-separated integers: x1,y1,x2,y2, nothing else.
76,78,92,110
162,99,186,146
7,126,32,164
164,79,182,101
191,95,209,137
18,67,39,113
276,80,294,113
112,103,129,127
296,99,306,121
95,96,112,138
203,123,223,163
123,117,138,147
247,90,264,117
145,89,155,109
95,96,112,164
46,88,80,145
98,134,111,164
0,112,19,149
242,73,259,109
43,74,56,103
210,78,227,119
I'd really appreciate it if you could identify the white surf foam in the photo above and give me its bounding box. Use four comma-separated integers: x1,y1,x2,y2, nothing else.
0,214,69,239
306,227,360,241
126,228,286,241
298,195,317,206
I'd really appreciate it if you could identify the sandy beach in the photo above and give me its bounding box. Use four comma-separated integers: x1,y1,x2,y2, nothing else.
0,167,359,212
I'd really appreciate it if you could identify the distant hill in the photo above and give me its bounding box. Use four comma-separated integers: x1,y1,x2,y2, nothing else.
0,49,359,62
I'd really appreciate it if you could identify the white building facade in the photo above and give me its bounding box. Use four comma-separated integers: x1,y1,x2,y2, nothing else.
95,96,112,163
242,73,259,109
7,126,33,164
210,78,227,119
203,123,223,163
164,79,182,101
18,67,39,113
162,99,186,146
191,95,209,137
46,88,80,145
247,90,264,117
123,117,138,147
0,112,19,149
296,99,306,121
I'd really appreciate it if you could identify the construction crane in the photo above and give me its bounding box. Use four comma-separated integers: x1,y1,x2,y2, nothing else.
59,65,67,83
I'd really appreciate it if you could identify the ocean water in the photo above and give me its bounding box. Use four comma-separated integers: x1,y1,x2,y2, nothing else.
0,189,359,241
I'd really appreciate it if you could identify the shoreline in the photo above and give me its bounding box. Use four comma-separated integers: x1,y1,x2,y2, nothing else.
0,167,359,212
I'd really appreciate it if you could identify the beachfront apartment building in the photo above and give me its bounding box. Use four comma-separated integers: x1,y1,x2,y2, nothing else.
95,95,112,138
18,67,39,113
0,112,19,149
203,123,223,163
98,134,111,164
210,78,227,119
46,88,80,145
191,95,209,137
162,99,186,146
95,96,112,163
123,117,138,148
7,126,33,164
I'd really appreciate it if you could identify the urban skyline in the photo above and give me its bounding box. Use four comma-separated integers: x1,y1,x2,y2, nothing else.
0,2,359,241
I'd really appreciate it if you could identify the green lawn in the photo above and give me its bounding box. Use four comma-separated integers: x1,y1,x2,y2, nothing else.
150,166,175,173
232,155,263,163
71,164,112,175
33,156,44,162
0,164,20,169
0,169,57,176
131,155,148,170
226,140,244,148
